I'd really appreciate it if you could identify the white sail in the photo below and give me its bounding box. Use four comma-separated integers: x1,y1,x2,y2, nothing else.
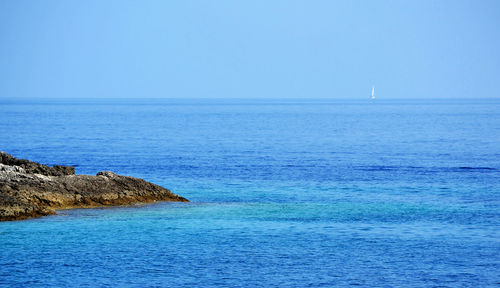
371,86,375,99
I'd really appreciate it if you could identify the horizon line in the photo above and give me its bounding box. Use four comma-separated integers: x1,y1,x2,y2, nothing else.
0,96,499,101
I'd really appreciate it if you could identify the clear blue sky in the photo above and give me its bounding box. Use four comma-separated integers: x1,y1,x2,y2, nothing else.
0,0,499,99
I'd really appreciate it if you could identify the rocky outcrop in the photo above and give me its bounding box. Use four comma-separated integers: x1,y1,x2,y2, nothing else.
0,152,75,176
0,152,188,221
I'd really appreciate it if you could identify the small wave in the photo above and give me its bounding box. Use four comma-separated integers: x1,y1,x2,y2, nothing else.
358,166,399,171
458,167,496,171
357,165,497,173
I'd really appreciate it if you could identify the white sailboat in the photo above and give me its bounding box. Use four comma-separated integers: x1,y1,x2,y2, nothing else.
371,86,375,99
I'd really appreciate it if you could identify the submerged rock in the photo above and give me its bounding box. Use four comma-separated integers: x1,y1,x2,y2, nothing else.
0,152,188,221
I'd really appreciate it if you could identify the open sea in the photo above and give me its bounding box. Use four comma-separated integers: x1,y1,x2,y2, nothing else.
0,98,499,287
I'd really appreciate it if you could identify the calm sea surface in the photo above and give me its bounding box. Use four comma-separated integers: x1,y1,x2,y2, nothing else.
0,98,499,287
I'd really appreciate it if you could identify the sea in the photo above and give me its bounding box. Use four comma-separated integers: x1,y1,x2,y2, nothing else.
0,98,499,287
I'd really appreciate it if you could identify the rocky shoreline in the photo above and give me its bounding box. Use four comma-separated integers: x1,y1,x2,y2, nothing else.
0,152,188,221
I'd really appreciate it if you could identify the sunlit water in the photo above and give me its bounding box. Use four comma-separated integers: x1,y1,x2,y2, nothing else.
1,98,499,287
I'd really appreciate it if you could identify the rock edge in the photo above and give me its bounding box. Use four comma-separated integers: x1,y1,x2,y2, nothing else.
0,152,188,221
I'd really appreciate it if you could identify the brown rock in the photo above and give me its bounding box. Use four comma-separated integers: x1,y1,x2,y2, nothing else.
0,152,188,221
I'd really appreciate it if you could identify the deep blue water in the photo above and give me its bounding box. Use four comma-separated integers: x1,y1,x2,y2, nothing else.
0,98,499,287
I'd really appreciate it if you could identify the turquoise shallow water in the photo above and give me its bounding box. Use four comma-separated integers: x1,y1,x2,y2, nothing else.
0,98,499,287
